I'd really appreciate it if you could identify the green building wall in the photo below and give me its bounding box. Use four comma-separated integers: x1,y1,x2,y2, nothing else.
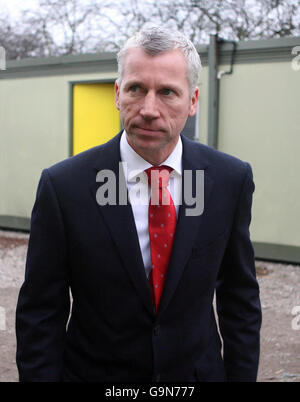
0,37,299,263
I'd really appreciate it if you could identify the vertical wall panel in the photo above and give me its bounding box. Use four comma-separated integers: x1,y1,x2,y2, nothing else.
217,61,300,248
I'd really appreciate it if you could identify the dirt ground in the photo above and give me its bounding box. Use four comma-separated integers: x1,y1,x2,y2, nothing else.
0,229,299,382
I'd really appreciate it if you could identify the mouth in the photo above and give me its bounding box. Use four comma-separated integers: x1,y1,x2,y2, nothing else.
133,126,164,135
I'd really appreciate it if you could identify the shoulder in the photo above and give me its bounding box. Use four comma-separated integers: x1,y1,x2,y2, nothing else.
45,133,121,181
181,135,252,180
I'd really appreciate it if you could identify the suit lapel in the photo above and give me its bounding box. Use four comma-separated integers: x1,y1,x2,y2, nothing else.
89,133,154,316
88,133,215,318
157,136,214,318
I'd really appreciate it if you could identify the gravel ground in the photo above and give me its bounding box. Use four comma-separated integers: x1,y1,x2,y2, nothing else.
0,229,299,382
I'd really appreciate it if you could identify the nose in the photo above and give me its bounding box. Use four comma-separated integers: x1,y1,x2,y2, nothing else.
140,92,160,120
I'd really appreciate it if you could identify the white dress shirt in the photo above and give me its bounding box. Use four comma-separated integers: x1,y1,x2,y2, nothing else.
120,131,182,278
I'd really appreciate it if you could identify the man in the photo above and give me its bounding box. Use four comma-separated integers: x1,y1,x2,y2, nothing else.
16,27,261,382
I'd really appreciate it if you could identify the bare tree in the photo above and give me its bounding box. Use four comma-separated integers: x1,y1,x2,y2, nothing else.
1,0,299,60
0,14,50,60
101,0,300,47
22,0,108,56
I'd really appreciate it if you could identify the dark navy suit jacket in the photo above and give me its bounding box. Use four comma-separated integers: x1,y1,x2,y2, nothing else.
16,132,261,382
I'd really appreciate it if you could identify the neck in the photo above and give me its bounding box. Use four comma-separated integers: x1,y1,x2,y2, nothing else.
141,152,171,166
126,134,179,166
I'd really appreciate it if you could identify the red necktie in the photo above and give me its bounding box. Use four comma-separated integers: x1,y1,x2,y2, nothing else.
145,166,177,312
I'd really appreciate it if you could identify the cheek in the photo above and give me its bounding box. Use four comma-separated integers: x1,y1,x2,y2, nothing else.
119,100,139,120
168,106,189,124
166,110,190,134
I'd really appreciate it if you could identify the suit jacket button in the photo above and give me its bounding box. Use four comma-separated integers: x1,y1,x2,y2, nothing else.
152,373,160,382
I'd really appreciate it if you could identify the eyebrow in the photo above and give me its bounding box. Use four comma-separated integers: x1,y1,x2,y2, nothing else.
124,80,142,88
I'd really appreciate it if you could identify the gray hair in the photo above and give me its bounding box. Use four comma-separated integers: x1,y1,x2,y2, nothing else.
116,26,202,96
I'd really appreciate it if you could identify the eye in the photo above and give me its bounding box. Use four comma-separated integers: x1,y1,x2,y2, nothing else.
160,88,175,96
128,84,140,93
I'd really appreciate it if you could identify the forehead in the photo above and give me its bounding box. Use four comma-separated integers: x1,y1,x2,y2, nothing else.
121,47,189,87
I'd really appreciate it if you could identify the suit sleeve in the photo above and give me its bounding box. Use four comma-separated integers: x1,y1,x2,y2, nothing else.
216,163,262,382
15,169,70,382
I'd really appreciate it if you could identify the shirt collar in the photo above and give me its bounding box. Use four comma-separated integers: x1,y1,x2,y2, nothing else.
120,131,182,181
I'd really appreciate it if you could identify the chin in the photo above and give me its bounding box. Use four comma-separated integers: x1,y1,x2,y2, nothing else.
134,135,165,149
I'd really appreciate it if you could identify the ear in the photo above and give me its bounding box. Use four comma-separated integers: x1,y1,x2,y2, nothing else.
115,80,120,110
188,87,199,117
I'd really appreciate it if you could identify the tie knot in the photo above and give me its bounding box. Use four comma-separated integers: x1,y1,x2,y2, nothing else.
145,166,173,188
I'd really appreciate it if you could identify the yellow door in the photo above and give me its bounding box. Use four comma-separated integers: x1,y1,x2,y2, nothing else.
72,82,120,155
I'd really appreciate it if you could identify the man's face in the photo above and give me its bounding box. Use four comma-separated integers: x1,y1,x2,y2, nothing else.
115,47,199,164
